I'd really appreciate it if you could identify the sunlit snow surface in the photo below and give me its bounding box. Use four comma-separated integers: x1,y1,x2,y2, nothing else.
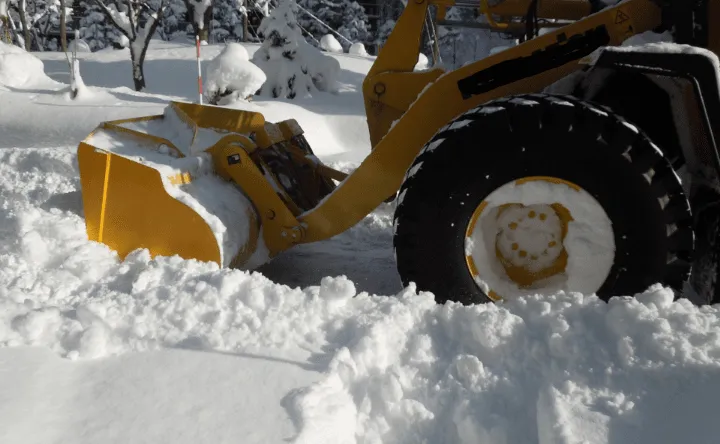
1,37,720,444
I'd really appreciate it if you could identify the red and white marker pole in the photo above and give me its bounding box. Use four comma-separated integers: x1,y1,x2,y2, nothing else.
196,34,203,105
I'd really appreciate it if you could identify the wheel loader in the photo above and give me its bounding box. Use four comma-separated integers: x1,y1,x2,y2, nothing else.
76,0,720,305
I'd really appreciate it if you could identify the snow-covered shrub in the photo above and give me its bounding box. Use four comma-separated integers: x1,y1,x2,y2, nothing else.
68,38,92,53
206,43,266,105
0,40,52,88
348,42,367,56
251,0,338,99
320,33,342,53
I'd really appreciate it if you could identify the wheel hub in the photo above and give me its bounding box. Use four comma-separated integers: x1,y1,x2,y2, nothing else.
495,203,571,287
464,176,614,301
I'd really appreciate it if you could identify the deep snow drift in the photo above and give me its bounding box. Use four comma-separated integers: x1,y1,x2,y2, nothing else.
1,37,720,444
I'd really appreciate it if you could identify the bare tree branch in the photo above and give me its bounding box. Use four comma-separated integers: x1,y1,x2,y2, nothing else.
125,0,137,41
92,0,132,40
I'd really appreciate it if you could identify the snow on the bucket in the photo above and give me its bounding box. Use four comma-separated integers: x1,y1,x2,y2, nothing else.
85,127,254,268
205,43,267,105
0,41,56,88
119,103,238,157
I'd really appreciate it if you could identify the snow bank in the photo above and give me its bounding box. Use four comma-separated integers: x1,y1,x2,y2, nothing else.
320,34,343,53
206,43,267,104
0,41,55,88
1,145,720,444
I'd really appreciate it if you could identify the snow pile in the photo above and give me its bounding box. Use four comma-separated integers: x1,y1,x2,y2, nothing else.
1,145,719,444
294,286,720,444
349,42,368,56
0,41,55,88
68,38,92,53
65,59,94,101
252,0,339,98
206,43,267,105
320,34,344,53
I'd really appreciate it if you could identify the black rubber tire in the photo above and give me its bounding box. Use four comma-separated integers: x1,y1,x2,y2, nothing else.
393,93,695,305
689,198,720,305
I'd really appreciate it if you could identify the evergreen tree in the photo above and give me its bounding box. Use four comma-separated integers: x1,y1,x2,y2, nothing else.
210,0,242,42
374,0,403,50
160,0,187,41
336,0,367,48
251,0,338,99
251,0,315,99
78,0,122,50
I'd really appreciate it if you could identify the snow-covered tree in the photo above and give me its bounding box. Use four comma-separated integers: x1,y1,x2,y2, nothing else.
184,0,211,43
251,0,314,98
29,0,72,51
79,0,123,50
295,0,367,50
295,0,335,41
374,0,403,51
0,0,14,44
159,0,186,40
336,0,367,48
91,0,167,90
251,0,338,99
210,0,243,42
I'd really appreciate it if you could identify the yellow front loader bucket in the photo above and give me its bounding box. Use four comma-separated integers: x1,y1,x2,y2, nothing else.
77,102,269,268
77,101,344,270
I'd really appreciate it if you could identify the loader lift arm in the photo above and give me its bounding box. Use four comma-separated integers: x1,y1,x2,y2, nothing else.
297,0,664,243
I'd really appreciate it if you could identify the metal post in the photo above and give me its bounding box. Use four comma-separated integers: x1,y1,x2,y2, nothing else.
196,34,203,104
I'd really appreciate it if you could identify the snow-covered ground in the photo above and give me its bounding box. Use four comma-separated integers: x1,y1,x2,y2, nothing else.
2,38,720,444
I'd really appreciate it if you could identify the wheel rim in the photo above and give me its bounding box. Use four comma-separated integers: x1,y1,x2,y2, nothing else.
464,176,616,301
